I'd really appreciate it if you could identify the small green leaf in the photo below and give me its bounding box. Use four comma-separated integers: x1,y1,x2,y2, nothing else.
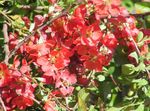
135,104,144,111
122,0,134,12
122,64,135,75
135,62,146,72
42,95,48,101
76,86,81,91
97,75,105,82
100,24,106,30
128,51,139,64
78,88,89,111
143,86,150,97
108,66,115,75
89,105,96,111
107,107,122,111
87,86,97,92
132,79,148,87
137,31,143,42
135,2,150,14
128,90,134,97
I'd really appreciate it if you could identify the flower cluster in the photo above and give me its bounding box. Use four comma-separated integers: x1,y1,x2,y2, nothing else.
0,0,149,110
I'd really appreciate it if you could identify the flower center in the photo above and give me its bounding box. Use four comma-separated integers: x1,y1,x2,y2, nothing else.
0,71,4,79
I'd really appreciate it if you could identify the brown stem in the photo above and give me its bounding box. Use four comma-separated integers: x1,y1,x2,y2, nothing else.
8,9,68,59
130,37,150,79
125,24,150,80
3,23,9,65
110,75,121,91
18,5,48,10
102,12,150,19
130,12,150,17
30,96,41,105
0,95,6,111
49,93,73,111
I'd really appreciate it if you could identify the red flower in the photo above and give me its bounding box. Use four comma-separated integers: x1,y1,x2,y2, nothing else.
79,46,103,71
9,32,20,53
80,21,103,46
141,29,150,36
93,0,128,19
55,69,77,96
22,16,30,28
34,15,45,27
102,34,118,51
73,4,87,19
49,47,72,69
0,63,11,87
1,87,17,111
44,99,57,111
48,0,57,4
11,96,33,110
77,76,90,86
41,68,56,85
89,0,121,6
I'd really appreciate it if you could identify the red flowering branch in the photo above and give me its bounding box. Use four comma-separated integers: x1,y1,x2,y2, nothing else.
131,35,150,80
3,23,9,65
125,24,150,80
49,94,73,111
130,12,150,17
110,75,121,91
0,95,6,111
18,5,49,10
8,9,68,60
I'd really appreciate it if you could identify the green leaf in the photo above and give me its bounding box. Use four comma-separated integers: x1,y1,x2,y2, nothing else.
66,0,75,4
78,88,89,111
135,2,150,14
135,104,144,111
89,105,96,111
135,62,146,72
122,64,135,75
97,75,105,82
132,79,148,87
107,107,122,111
143,86,150,97
76,86,81,91
122,0,134,12
108,66,115,75
128,51,139,64
10,15,25,28
137,31,144,42
109,94,117,107
100,24,106,30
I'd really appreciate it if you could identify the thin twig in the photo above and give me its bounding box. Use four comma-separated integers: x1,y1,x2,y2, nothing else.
49,93,73,111
3,23,9,65
8,9,68,59
125,24,150,80
0,10,13,23
130,12,150,17
103,12,150,19
18,5,49,10
130,36,150,80
0,95,6,111
30,96,41,105
110,75,121,91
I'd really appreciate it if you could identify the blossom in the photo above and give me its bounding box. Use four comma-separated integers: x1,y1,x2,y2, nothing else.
44,99,57,111
11,96,33,110
0,63,11,87
55,69,77,96
80,21,103,46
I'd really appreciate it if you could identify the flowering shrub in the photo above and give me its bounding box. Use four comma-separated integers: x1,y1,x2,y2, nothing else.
0,0,150,111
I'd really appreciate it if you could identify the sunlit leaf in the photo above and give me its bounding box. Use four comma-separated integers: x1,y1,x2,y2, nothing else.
78,88,89,111
135,2,150,14
122,64,135,75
